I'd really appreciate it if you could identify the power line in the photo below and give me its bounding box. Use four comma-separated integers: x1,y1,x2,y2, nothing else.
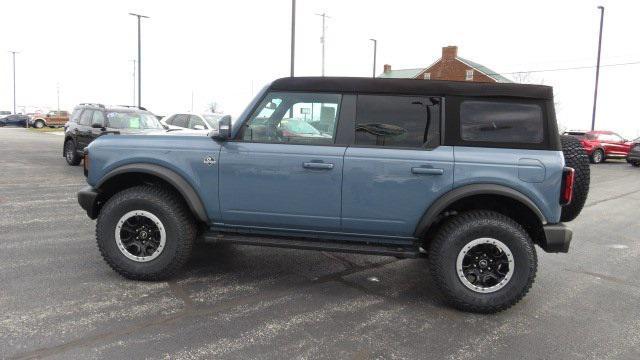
488,60,640,76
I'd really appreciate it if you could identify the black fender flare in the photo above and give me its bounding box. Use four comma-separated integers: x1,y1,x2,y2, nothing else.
413,184,547,238
97,163,208,222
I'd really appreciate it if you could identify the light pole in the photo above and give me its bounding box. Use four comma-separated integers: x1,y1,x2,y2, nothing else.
591,6,604,131
130,59,136,106
290,0,296,77
57,82,60,115
369,39,377,78
9,51,18,115
129,13,149,108
315,12,330,76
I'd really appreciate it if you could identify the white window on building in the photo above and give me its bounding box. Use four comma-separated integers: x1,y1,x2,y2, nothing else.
423,72,431,80
465,69,474,81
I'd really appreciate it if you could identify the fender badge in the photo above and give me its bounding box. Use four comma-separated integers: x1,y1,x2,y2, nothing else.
203,156,216,166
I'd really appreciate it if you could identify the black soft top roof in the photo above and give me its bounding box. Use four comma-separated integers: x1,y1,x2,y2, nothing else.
270,77,553,100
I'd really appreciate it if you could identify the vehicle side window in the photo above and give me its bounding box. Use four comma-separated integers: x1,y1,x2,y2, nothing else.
242,92,341,145
173,114,189,128
460,100,543,143
70,109,82,123
163,115,175,125
598,133,622,142
92,111,105,126
79,110,93,126
355,95,432,148
188,115,205,129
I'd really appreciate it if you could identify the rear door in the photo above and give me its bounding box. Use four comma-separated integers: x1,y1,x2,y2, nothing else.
218,91,346,231
341,95,454,239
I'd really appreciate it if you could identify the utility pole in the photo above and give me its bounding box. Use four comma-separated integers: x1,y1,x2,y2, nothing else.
129,13,149,108
131,59,136,106
369,39,377,78
315,12,330,76
191,90,194,112
9,51,18,115
591,6,605,131
290,0,296,77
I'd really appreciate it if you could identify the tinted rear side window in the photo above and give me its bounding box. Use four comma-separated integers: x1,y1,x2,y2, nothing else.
356,95,433,148
460,101,543,143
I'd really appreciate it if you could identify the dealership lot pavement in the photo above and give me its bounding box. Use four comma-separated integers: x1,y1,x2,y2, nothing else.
1,127,640,359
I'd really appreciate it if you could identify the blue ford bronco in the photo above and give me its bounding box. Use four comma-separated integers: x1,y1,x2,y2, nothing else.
77,77,589,313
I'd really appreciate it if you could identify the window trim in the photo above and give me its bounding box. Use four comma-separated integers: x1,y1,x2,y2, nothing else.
444,96,552,150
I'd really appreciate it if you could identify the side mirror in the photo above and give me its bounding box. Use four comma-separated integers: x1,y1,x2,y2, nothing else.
91,123,104,129
211,115,231,141
193,124,205,130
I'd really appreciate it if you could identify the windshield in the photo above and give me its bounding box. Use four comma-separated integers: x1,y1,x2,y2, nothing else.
106,112,162,129
203,114,222,129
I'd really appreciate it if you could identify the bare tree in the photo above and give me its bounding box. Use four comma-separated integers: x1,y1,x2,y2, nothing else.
207,101,219,113
511,72,533,84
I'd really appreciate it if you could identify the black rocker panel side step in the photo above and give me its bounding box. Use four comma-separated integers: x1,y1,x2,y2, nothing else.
202,233,421,258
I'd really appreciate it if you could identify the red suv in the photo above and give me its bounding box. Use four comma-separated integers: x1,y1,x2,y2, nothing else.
563,130,634,164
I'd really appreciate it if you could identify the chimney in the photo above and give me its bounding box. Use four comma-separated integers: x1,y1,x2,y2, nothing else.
383,64,392,73
442,46,458,60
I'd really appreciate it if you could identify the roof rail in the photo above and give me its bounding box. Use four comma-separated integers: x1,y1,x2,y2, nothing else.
116,105,148,111
78,103,105,108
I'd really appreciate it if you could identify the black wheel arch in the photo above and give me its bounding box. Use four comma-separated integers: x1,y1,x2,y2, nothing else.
414,184,547,246
95,163,208,223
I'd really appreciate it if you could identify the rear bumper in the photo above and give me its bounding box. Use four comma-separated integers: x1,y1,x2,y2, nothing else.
78,186,100,219
541,223,573,253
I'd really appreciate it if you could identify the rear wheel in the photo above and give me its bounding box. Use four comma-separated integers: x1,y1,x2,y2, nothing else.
591,149,604,164
429,210,537,313
560,135,590,222
96,185,196,280
34,119,45,128
64,140,81,166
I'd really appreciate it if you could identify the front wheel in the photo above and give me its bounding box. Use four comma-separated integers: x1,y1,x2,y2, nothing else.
64,140,81,166
591,149,604,164
96,185,196,280
429,210,537,313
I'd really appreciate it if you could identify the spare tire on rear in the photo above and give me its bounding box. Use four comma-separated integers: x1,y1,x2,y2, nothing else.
560,135,590,222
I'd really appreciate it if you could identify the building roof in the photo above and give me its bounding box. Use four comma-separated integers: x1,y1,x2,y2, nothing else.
270,77,552,100
377,68,424,79
456,57,512,83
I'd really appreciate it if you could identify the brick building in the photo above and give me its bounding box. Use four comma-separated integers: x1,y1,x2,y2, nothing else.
379,46,511,83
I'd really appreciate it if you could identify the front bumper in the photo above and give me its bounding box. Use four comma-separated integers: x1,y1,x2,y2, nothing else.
78,186,100,219
541,223,573,253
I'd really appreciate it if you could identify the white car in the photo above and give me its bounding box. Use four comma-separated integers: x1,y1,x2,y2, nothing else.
160,113,223,133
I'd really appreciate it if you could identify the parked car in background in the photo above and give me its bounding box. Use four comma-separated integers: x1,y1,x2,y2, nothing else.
627,137,640,167
0,114,30,127
0,110,12,117
63,103,163,166
31,110,70,128
563,130,634,163
161,113,221,133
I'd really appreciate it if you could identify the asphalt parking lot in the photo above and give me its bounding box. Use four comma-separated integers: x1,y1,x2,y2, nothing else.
1,128,640,359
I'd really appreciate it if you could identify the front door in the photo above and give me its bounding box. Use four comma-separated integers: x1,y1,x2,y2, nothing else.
341,95,454,238
218,91,345,232
76,109,94,149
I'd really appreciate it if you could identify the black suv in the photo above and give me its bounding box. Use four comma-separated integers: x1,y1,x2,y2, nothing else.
63,104,163,166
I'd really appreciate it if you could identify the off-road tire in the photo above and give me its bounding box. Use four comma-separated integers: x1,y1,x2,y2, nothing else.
34,119,45,128
429,210,537,313
560,135,590,222
96,185,196,280
590,148,604,164
64,140,81,166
